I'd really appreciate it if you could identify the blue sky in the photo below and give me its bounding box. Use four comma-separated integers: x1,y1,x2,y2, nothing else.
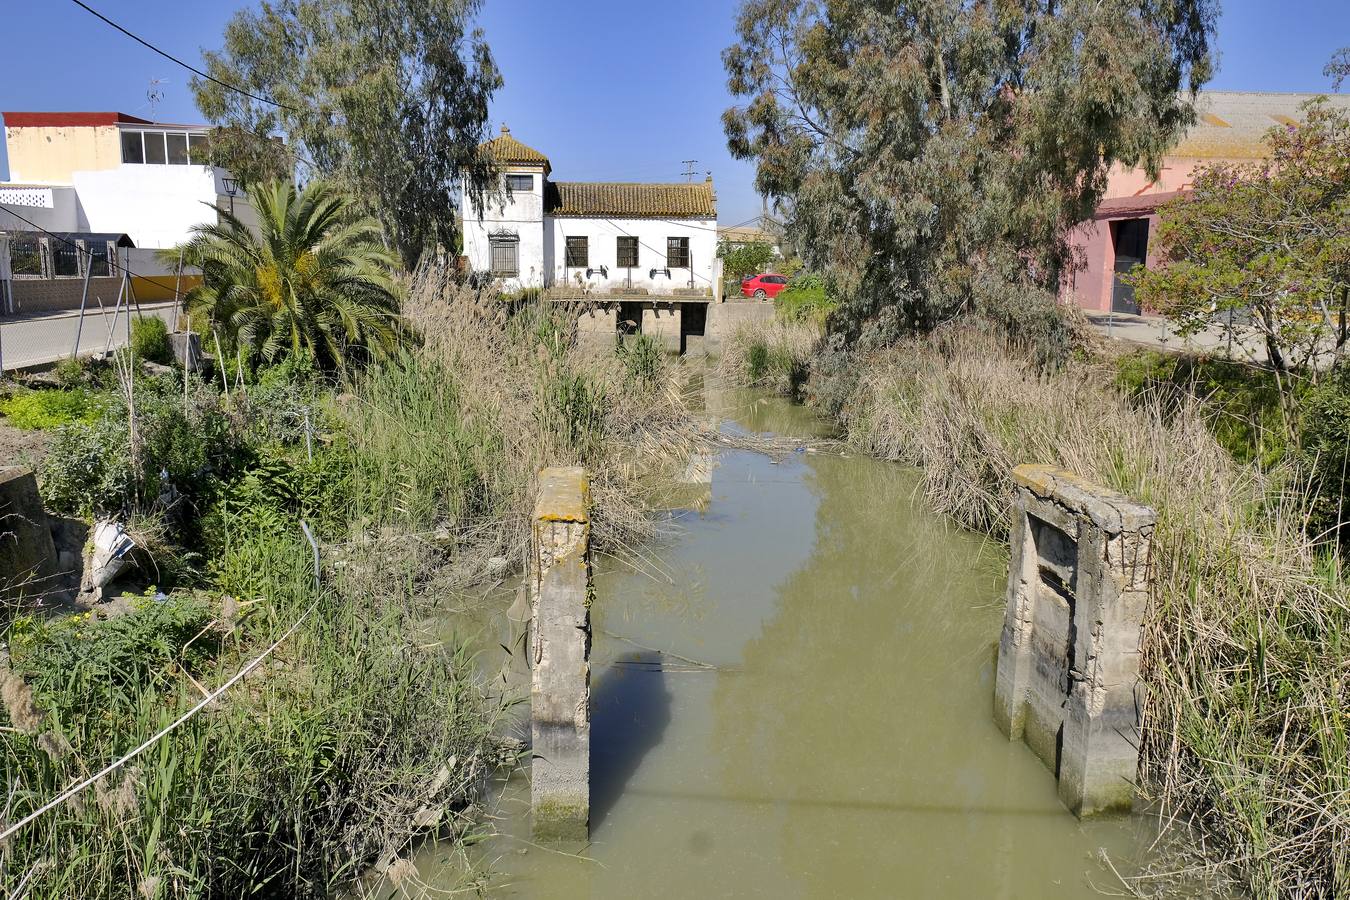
2,0,1347,224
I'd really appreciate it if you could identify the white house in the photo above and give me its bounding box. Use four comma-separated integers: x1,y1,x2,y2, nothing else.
0,112,253,250
0,112,256,310
462,127,718,298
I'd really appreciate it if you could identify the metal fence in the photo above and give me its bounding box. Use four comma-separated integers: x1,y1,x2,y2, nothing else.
0,291,179,373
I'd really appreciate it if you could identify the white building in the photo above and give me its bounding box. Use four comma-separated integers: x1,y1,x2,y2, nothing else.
0,111,255,309
0,112,252,250
462,127,718,298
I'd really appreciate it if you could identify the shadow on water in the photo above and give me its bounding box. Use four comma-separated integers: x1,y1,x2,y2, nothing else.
589,650,673,830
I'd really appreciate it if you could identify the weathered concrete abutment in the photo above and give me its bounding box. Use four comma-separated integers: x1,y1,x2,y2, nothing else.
994,464,1155,817
530,467,592,841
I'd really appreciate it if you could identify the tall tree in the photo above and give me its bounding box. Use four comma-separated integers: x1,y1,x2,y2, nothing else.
723,0,1216,347
194,0,502,270
181,179,405,371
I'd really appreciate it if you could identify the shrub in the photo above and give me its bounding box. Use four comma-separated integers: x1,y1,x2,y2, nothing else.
775,272,837,327
50,356,88,389
130,315,173,365
717,318,819,399
615,333,665,386
0,389,99,430
1115,350,1295,467
1299,362,1350,548
39,375,240,519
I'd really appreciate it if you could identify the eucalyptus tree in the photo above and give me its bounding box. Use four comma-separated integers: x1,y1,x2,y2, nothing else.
723,0,1217,348
194,0,502,270
181,179,404,372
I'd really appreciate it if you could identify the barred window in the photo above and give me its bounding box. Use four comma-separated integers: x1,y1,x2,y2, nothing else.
52,240,81,277
565,236,588,268
666,236,690,268
85,241,111,278
9,236,43,277
489,234,519,277
617,236,638,268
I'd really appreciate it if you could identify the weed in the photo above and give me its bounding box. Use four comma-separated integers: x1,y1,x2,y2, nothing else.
0,389,99,430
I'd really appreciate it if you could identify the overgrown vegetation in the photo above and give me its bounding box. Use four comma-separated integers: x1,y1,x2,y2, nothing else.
2,262,706,897
0,389,99,431
129,316,172,366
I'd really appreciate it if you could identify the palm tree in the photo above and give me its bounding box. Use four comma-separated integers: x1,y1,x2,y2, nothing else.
180,179,404,371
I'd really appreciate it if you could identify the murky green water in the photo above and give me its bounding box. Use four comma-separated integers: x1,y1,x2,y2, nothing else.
416,384,1145,898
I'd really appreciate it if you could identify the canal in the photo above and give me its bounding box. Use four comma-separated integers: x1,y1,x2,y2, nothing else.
415,383,1145,897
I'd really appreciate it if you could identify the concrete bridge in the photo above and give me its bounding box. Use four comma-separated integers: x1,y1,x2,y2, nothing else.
562,294,774,355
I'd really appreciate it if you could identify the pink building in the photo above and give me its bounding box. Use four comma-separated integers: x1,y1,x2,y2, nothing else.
1062,91,1350,314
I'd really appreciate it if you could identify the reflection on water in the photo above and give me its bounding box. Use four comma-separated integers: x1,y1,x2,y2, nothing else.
415,381,1146,898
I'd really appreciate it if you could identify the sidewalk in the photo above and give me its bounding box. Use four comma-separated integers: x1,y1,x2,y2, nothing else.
1085,310,1276,366
0,302,178,371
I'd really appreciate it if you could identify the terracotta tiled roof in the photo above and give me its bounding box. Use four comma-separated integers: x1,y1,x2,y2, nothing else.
480,125,550,171
547,179,716,219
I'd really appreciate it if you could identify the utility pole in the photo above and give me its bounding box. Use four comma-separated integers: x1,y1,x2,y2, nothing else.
681,160,698,182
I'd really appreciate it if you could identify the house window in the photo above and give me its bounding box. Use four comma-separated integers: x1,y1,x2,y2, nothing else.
85,241,111,278
506,174,533,192
667,236,690,268
166,132,190,165
52,240,80,277
617,236,638,268
121,130,145,164
143,131,167,165
489,234,519,277
188,133,210,165
9,236,43,277
565,236,588,268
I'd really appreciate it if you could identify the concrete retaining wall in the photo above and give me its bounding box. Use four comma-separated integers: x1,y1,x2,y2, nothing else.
993,464,1154,817
0,467,57,606
706,300,775,349
530,466,592,841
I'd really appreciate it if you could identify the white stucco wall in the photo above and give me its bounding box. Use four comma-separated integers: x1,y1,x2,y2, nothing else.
462,168,548,292
73,164,227,249
547,217,716,295
0,185,84,233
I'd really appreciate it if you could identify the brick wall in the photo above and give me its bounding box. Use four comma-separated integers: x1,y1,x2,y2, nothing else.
9,276,123,314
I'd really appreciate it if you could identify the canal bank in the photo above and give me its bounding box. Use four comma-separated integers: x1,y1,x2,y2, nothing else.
411,381,1148,897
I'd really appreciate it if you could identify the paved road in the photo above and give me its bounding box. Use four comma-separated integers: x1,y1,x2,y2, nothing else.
1085,311,1278,365
0,302,179,371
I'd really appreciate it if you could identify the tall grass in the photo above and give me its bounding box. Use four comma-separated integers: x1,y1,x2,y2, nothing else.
2,525,503,898
368,267,707,567
835,323,1350,897
715,318,820,398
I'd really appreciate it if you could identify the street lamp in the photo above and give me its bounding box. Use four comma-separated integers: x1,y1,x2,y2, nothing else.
222,177,237,216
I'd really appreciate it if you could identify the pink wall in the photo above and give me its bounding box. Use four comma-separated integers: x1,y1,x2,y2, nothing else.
1061,156,1232,313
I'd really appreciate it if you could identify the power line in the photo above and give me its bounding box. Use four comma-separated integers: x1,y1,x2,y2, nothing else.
0,203,191,301
68,0,296,112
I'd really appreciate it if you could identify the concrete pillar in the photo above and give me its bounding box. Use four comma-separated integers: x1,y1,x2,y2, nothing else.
575,305,617,350
641,304,681,352
530,466,592,841
0,467,57,606
993,464,1154,817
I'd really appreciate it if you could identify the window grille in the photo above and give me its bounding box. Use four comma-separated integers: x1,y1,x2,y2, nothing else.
9,237,43,277
666,237,690,268
490,235,519,277
617,236,638,268
565,236,588,268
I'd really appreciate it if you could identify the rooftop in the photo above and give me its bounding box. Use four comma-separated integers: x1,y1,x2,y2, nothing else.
480,125,551,173
2,112,209,129
547,179,716,219
1173,91,1350,159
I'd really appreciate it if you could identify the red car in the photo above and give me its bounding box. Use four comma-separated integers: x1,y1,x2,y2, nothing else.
741,273,789,299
